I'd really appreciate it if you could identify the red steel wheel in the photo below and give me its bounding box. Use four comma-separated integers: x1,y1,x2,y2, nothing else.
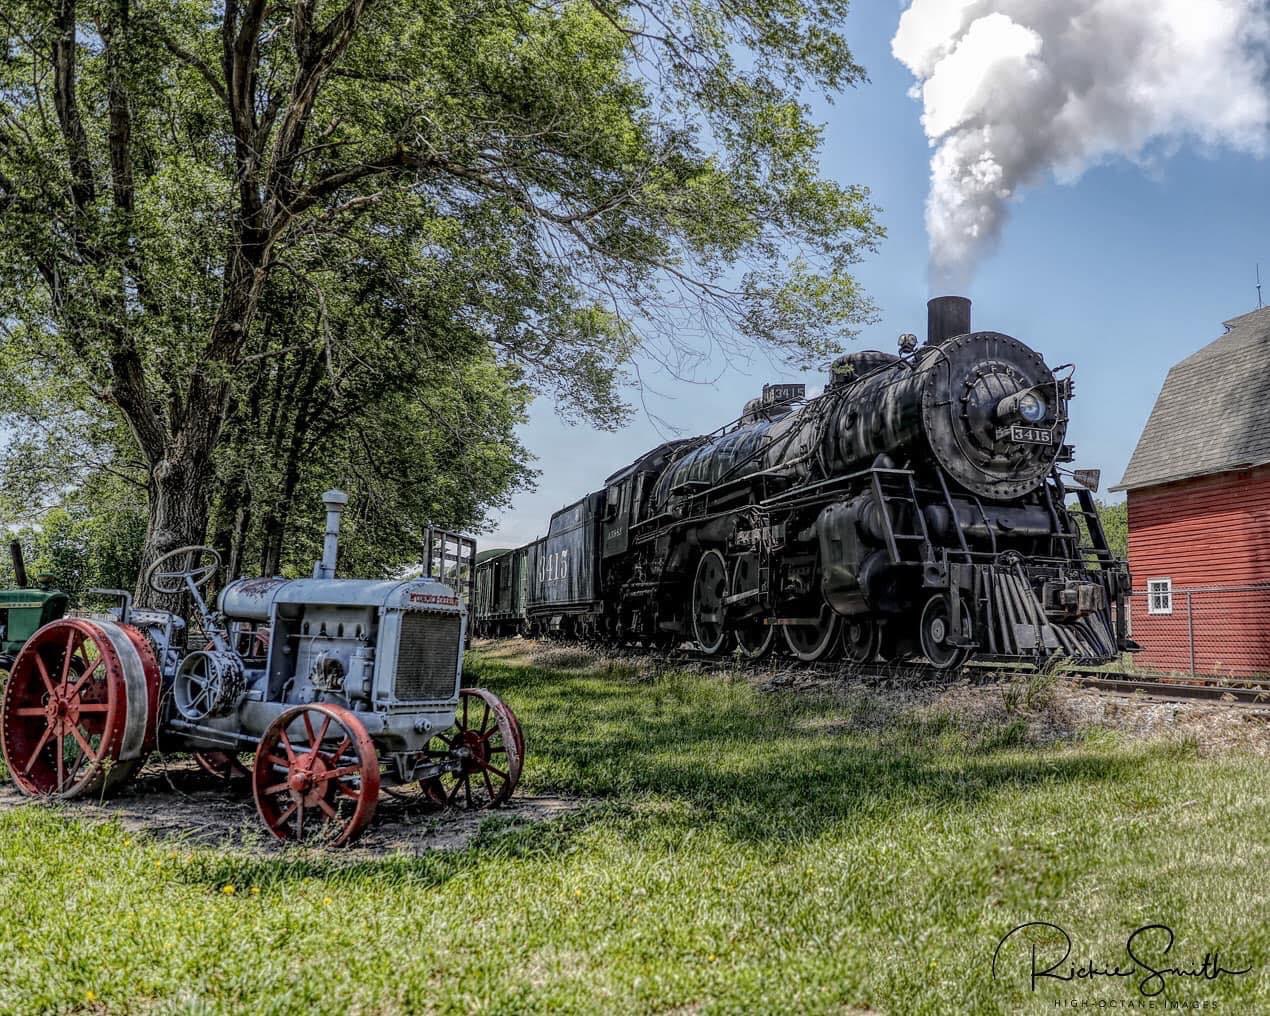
252,704,380,846
424,688,523,809
193,750,250,783
0,618,157,798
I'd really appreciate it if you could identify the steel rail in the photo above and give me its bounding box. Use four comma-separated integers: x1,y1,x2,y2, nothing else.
499,637,1270,710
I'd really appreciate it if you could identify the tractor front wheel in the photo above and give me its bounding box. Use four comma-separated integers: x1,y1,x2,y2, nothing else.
252,704,380,846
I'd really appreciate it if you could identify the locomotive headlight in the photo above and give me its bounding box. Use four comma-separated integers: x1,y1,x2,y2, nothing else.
994,388,1049,425
1017,391,1046,422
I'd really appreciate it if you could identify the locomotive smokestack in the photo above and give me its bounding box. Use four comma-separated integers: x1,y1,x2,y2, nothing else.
9,540,27,588
927,295,972,346
313,490,349,580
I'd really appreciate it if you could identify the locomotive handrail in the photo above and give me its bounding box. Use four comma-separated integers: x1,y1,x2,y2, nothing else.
933,469,973,563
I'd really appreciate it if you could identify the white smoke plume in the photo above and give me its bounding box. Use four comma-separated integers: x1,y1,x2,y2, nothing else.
892,0,1270,288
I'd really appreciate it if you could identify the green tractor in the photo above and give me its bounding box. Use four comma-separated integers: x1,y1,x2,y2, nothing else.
0,541,69,679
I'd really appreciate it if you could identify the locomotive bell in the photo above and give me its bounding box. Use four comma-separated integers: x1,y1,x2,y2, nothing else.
927,295,972,346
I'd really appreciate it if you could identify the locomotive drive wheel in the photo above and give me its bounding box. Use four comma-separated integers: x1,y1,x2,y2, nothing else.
918,594,970,671
731,553,774,660
841,618,880,664
253,704,380,846
691,550,732,655
423,688,524,810
783,603,842,663
734,619,774,660
0,618,158,798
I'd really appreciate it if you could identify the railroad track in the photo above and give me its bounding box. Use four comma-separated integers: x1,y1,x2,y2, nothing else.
1056,670,1270,709
487,637,1270,710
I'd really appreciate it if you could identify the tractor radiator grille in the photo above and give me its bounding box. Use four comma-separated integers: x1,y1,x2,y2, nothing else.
394,613,461,701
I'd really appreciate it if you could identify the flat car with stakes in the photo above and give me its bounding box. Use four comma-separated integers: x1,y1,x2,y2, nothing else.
0,492,524,846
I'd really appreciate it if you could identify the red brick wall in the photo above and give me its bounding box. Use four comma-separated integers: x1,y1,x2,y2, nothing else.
1127,466,1270,676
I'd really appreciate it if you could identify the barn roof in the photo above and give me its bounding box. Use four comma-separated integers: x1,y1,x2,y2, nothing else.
1114,306,1270,492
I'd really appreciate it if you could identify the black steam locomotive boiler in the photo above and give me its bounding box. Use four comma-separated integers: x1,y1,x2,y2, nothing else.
478,297,1132,669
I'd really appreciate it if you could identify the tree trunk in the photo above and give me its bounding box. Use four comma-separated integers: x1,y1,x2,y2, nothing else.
136,451,216,612
210,472,252,583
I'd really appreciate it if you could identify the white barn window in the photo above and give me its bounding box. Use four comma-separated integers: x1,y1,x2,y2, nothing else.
1147,578,1173,615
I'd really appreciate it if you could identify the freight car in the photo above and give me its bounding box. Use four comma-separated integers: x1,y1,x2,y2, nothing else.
476,297,1134,669
0,492,524,845
473,547,529,637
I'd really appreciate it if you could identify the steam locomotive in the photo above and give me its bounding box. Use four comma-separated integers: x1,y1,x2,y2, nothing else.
476,297,1133,669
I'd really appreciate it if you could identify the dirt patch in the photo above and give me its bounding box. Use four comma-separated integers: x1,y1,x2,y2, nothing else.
0,757,583,857
1046,686,1270,756
767,664,1270,756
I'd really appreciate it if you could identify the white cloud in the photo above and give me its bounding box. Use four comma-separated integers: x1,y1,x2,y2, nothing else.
893,0,1270,288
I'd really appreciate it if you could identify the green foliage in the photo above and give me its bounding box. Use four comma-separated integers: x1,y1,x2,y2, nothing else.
1097,499,1128,560
0,0,883,581
0,485,146,601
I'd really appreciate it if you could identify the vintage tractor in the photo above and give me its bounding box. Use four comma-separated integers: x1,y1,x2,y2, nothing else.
0,541,69,678
0,492,523,845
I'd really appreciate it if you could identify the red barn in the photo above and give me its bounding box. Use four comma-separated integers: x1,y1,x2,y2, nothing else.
1113,307,1270,677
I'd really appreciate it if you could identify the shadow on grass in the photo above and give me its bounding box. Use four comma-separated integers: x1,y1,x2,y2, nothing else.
475,658,1157,841
177,653,1143,888
171,800,609,893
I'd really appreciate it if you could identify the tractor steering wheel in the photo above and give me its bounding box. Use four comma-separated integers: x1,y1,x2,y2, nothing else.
144,545,222,595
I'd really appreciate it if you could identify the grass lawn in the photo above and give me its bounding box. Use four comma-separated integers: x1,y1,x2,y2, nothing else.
0,644,1266,1014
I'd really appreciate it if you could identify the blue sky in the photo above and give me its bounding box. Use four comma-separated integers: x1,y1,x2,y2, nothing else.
484,4,1270,548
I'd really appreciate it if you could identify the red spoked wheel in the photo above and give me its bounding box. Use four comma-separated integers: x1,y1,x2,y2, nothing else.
424,688,524,809
193,750,250,783
252,704,380,846
0,618,158,798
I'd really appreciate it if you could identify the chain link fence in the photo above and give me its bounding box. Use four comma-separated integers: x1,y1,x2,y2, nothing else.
1126,582,1270,678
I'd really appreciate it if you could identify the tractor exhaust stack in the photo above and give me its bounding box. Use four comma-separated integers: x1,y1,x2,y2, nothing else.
10,540,28,588
312,490,349,580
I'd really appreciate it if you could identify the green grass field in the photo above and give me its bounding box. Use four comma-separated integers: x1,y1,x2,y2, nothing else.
0,645,1265,1014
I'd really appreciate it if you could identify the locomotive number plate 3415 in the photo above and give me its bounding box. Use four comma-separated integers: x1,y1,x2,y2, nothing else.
1010,426,1053,445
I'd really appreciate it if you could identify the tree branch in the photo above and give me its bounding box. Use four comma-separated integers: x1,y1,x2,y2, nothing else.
51,0,96,209
158,32,228,103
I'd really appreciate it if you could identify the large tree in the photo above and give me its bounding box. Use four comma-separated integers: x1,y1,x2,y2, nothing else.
0,0,881,597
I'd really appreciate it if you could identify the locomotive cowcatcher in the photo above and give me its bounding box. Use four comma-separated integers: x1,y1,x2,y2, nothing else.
0,492,524,846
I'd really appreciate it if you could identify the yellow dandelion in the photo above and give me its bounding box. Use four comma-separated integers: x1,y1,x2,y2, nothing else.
221,885,236,895
250,886,261,896
85,990,96,1003
322,896,333,906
